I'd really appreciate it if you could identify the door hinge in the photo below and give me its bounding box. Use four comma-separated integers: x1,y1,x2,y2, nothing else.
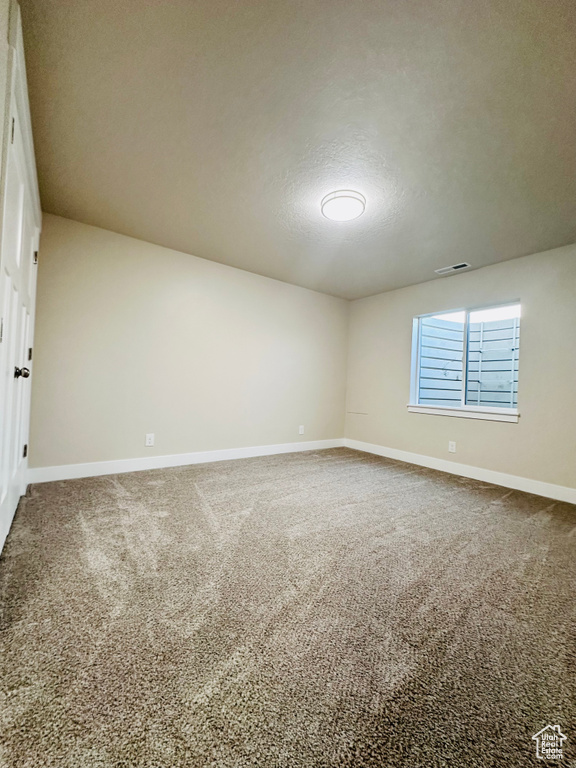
0,317,3,343
28,347,33,361
11,117,14,144
23,444,28,458
33,250,38,264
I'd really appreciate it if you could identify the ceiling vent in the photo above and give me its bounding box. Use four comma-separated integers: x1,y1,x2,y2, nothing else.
434,262,472,276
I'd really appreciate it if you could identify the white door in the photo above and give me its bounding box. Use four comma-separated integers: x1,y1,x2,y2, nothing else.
0,96,40,551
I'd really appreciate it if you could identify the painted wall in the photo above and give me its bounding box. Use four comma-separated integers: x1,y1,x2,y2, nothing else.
28,215,576,492
345,245,576,489
29,215,348,468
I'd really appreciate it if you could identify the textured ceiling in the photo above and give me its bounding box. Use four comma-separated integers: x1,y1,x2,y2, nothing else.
19,0,576,299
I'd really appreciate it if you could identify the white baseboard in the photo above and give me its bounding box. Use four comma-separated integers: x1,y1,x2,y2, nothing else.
344,438,576,505
26,437,576,505
27,439,345,484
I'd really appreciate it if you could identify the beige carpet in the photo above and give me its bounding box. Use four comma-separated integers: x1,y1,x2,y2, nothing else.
0,448,574,767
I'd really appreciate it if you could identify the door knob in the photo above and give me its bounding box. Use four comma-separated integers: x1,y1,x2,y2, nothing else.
14,366,30,378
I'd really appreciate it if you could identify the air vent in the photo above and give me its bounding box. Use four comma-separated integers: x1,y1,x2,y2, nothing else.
434,262,471,276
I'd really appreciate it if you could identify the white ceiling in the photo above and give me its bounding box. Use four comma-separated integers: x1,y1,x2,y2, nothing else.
20,0,576,299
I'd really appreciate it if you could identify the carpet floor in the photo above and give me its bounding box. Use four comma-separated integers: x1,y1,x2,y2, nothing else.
0,448,574,767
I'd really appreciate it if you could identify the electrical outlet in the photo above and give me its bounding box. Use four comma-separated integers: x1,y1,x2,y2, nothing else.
299,425,305,435
145,433,155,447
448,441,456,453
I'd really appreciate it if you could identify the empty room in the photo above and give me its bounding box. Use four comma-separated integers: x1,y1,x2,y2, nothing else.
0,0,575,766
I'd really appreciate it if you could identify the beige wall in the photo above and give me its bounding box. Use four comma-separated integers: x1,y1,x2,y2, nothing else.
29,215,349,467
346,245,576,489
29,215,576,491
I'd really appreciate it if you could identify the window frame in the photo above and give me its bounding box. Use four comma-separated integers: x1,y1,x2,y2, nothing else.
408,301,520,423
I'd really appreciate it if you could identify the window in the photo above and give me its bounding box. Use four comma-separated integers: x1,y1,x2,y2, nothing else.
409,303,521,422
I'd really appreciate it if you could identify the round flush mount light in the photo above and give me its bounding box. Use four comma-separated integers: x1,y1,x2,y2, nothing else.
321,190,366,221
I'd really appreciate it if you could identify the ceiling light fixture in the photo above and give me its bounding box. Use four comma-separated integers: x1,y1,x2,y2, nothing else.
321,190,366,221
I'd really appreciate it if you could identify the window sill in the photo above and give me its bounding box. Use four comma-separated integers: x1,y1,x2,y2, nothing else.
407,404,519,423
